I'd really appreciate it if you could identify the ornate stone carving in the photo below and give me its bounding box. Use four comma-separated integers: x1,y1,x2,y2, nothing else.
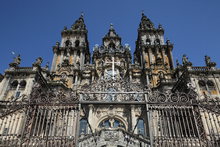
9,54,21,67
33,57,43,66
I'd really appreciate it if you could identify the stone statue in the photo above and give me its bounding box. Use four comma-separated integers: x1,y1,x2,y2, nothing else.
45,62,49,70
14,54,21,64
205,55,211,65
56,42,60,47
134,55,138,64
86,55,90,64
33,57,43,66
182,54,188,65
63,55,69,65
176,59,180,67
158,24,163,29
205,55,216,67
9,54,21,67
182,54,192,66
159,72,165,80
166,40,171,45
76,58,80,68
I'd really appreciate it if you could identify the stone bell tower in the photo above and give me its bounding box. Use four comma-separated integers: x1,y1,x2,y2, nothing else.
50,14,90,88
134,12,174,87
92,24,131,80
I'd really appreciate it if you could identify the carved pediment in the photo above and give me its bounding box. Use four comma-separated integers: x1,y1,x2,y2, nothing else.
80,77,146,102
81,77,144,93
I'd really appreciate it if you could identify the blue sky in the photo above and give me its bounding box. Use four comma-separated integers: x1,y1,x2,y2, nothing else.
0,0,220,73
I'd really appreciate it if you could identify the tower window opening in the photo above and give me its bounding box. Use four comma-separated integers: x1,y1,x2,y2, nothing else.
155,39,160,45
79,118,88,135
137,118,146,136
15,91,21,99
65,40,72,47
75,40,80,47
146,39,151,45
19,80,26,90
198,80,207,90
11,80,18,90
109,41,116,48
207,80,215,90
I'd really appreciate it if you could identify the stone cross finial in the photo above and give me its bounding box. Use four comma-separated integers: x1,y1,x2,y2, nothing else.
110,23,114,30
182,54,192,66
205,55,216,67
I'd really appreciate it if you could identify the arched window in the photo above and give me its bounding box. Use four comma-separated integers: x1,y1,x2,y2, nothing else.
207,80,215,90
79,118,87,135
198,80,207,90
11,80,18,90
75,40,80,47
155,39,160,45
146,39,151,45
99,119,110,128
15,91,21,99
109,42,116,48
65,40,71,47
19,80,26,89
137,118,145,136
99,118,125,129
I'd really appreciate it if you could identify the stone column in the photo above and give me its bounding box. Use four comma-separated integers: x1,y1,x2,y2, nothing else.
161,48,166,65
0,77,8,97
88,104,94,132
168,48,174,69
80,49,84,69
91,72,94,82
129,71,132,81
142,48,145,68
60,50,64,65
131,105,137,133
24,77,35,97
14,81,20,98
146,74,150,85
73,50,77,67
67,48,71,63
0,75,11,100
75,72,78,85
148,48,153,66
51,49,58,72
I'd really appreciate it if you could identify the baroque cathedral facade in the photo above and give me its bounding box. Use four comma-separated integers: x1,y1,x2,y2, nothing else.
0,13,220,147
